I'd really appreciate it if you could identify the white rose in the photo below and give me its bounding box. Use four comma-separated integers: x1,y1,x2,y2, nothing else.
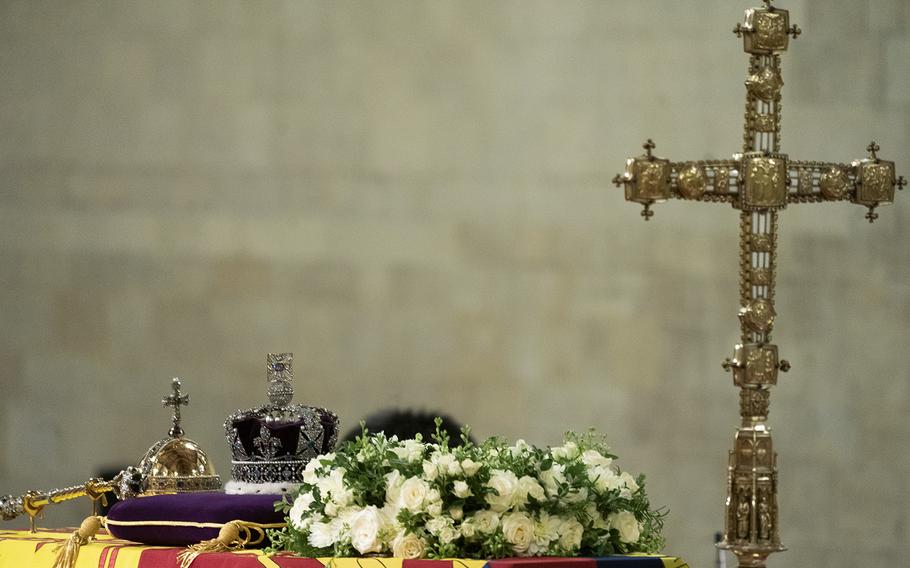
608,511,641,544
427,500,443,517
461,459,481,477
534,511,561,550
620,472,640,494
302,459,321,485
316,468,347,501
432,452,462,477
426,516,452,536
519,476,546,502
559,517,584,551
589,466,622,494
385,470,404,505
452,480,473,499
485,469,521,512
422,461,439,482
581,449,613,469
392,439,425,463
564,487,588,504
448,505,464,521
398,476,430,512
551,442,579,461
349,506,386,554
472,510,500,534
308,520,336,548
538,464,566,497
439,525,459,544
502,512,535,555
391,532,426,559
586,503,608,530
460,518,477,539
289,492,315,530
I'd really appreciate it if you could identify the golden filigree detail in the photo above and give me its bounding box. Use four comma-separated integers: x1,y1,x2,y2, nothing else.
634,160,671,200
751,113,775,132
746,347,778,385
677,164,708,198
744,157,787,208
861,164,893,202
716,167,730,193
747,66,784,101
797,169,814,194
741,298,776,332
819,166,849,199
754,11,787,51
751,233,773,252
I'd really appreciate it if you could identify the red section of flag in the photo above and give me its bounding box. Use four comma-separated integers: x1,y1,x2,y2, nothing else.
488,558,597,568
404,560,455,568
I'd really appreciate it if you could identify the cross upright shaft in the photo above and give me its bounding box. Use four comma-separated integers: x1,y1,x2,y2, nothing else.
612,2,903,567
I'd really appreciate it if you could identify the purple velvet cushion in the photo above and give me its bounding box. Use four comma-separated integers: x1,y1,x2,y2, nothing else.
106,493,284,546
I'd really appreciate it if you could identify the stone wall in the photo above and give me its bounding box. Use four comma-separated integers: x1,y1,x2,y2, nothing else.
1,1,908,566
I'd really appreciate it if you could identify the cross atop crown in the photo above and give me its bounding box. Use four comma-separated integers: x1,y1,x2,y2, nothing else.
266,353,294,407
162,377,189,438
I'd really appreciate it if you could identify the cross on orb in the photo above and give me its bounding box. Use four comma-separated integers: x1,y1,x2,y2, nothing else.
162,377,190,438
613,3,902,567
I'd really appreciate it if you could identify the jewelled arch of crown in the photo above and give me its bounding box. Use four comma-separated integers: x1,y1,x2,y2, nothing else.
612,2,904,567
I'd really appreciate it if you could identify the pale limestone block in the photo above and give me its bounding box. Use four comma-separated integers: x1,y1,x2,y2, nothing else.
885,36,910,106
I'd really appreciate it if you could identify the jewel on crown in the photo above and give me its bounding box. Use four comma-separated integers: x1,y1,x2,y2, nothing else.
223,353,340,494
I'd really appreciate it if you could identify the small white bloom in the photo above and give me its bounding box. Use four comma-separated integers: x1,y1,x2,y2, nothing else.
519,476,546,502
551,442,579,461
509,439,530,458
559,517,585,551
391,532,426,559
426,516,452,537
385,470,404,506
448,505,464,521
452,480,473,499
431,452,462,477
472,510,501,534
289,492,315,530
460,458,481,477
427,500,443,518
589,465,623,494
533,511,561,550
460,518,477,539
422,460,439,482
502,512,535,556
586,503,609,530
620,472,640,494
349,506,386,554
581,449,613,469
392,439,425,463
538,463,566,497
439,525,459,544
308,520,336,548
608,511,641,544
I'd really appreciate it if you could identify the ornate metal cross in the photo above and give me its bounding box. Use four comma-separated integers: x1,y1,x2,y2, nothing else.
162,377,189,438
612,2,904,567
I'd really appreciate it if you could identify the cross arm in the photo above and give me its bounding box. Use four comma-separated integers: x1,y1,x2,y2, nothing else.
787,142,905,223
612,140,740,220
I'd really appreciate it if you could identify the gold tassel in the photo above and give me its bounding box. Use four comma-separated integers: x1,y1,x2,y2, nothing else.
52,516,104,568
177,521,257,568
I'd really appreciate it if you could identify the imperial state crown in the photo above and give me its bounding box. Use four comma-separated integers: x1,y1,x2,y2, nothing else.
224,353,339,493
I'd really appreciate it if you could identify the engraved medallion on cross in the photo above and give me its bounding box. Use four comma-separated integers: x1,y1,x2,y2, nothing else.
612,2,902,567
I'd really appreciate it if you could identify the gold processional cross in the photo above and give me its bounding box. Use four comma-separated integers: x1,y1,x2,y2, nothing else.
611,2,904,567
